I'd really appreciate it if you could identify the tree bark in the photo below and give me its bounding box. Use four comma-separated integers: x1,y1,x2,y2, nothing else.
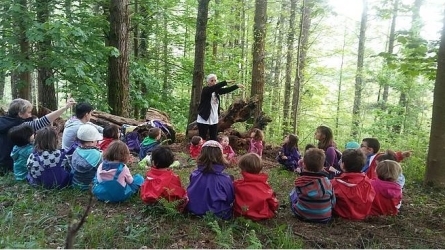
16,0,31,100
37,0,57,110
282,0,297,134
382,0,399,105
187,0,210,128
351,0,368,140
292,0,311,134
251,0,267,119
0,72,5,100
107,0,130,117
425,6,445,187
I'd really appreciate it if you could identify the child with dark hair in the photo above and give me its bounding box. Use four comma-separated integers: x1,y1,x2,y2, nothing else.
9,124,34,180
140,146,188,210
139,127,161,160
360,138,412,180
219,135,237,165
189,135,204,159
93,141,144,202
331,149,375,220
234,153,278,220
289,148,335,223
248,128,264,157
315,125,341,179
277,134,301,171
71,124,103,190
186,140,234,219
370,160,403,216
26,127,71,189
296,144,317,174
98,124,120,151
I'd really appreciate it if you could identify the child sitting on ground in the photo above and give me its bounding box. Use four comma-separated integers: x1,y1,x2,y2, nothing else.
189,135,204,159
71,124,103,190
186,140,234,220
98,124,120,151
375,150,406,189
9,124,34,181
140,146,188,211
26,127,71,189
248,128,264,157
139,127,162,162
370,160,403,216
277,134,301,172
289,148,335,223
331,149,375,220
234,153,278,220
296,144,316,173
219,135,237,165
93,141,144,202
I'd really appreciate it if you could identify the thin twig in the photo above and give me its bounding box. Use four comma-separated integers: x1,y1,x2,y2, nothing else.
65,189,94,249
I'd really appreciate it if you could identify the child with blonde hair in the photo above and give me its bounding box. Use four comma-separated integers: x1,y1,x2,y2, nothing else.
218,135,237,165
93,140,144,202
248,128,264,157
370,160,402,216
186,140,234,219
234,153,278,220
140,146,188,210
26,127,71,189
9,124,34,180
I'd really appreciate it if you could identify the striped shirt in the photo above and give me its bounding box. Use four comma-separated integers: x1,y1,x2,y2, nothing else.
25,116,51,131
290,172,336,223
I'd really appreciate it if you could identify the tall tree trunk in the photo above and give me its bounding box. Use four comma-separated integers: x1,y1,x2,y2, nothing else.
335,24,347,136
282,0,297,134
292,0,311,134
250,0,267,118
212,0,221,59
107,0,130,117
132,0,140,118
11,72,20,99
16,0,31,100
240,0,248,89
351,0,368,140
187,0,210,127
382,0,399,106
37,0,57,110
269,0,287,137
162,12,169,98
393,0,423,134
0,72,4,100
425,6,445,187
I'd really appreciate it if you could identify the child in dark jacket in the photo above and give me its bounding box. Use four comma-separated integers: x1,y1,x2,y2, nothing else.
331,149,375,220
186,140,234,220
370,160,402,216
139,127,162,162
140,146,188,211
289,148,336,223
277,134,301,171
234,153,278,220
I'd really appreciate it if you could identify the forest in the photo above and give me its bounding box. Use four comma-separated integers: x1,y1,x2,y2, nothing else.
1,0,445,248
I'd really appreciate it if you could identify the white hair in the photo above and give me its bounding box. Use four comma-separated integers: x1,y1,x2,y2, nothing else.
206,74,217,83
8,98,33,117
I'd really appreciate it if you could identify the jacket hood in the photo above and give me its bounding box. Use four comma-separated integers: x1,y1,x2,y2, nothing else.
372,179,402,199
0,116,24,133
100,161,122,171
64,116,84,128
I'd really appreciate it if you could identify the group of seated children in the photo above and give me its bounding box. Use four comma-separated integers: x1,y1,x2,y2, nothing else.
142,139,278,220
9,123,144,202
289,137,409,222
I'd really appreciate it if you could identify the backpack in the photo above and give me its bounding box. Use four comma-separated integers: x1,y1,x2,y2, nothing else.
120,125,141,153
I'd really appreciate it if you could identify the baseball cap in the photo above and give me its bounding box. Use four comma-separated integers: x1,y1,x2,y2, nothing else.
77,124,103,141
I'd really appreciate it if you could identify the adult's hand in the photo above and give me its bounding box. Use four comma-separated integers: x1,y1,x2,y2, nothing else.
236,84,245,89
226,80,236,83
64,98,76,109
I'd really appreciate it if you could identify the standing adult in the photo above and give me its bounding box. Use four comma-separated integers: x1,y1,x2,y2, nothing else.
0,98,76,175
197,74,243,141
61,102,104,151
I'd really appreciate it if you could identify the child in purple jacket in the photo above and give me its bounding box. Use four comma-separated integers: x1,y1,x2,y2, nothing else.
186,140,234,220
277,134,301,171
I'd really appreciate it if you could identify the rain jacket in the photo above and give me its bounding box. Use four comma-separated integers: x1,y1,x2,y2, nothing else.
10,144,33,180
370,179,402,216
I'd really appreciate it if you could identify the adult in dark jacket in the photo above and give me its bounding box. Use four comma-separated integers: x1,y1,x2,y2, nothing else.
0,98,76,175
196,74,243,141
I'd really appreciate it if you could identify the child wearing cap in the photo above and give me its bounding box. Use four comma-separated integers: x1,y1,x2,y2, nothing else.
186,140,234,220
71,124,103,190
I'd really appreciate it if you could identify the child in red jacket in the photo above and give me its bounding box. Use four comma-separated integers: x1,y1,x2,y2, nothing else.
219,135,237,166
234,153,278,220
98,125,119,151
331,149,375,220
189,136,204,159
370,160,402,216
140,146,188,211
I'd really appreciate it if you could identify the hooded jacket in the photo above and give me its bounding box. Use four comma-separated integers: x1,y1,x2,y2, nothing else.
10,144,33,180
139,137,160,159
370,179,402,216
140,167,188,205
331,172,376,220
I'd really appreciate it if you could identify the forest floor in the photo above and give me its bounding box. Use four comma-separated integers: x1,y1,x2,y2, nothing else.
1,142,445,248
